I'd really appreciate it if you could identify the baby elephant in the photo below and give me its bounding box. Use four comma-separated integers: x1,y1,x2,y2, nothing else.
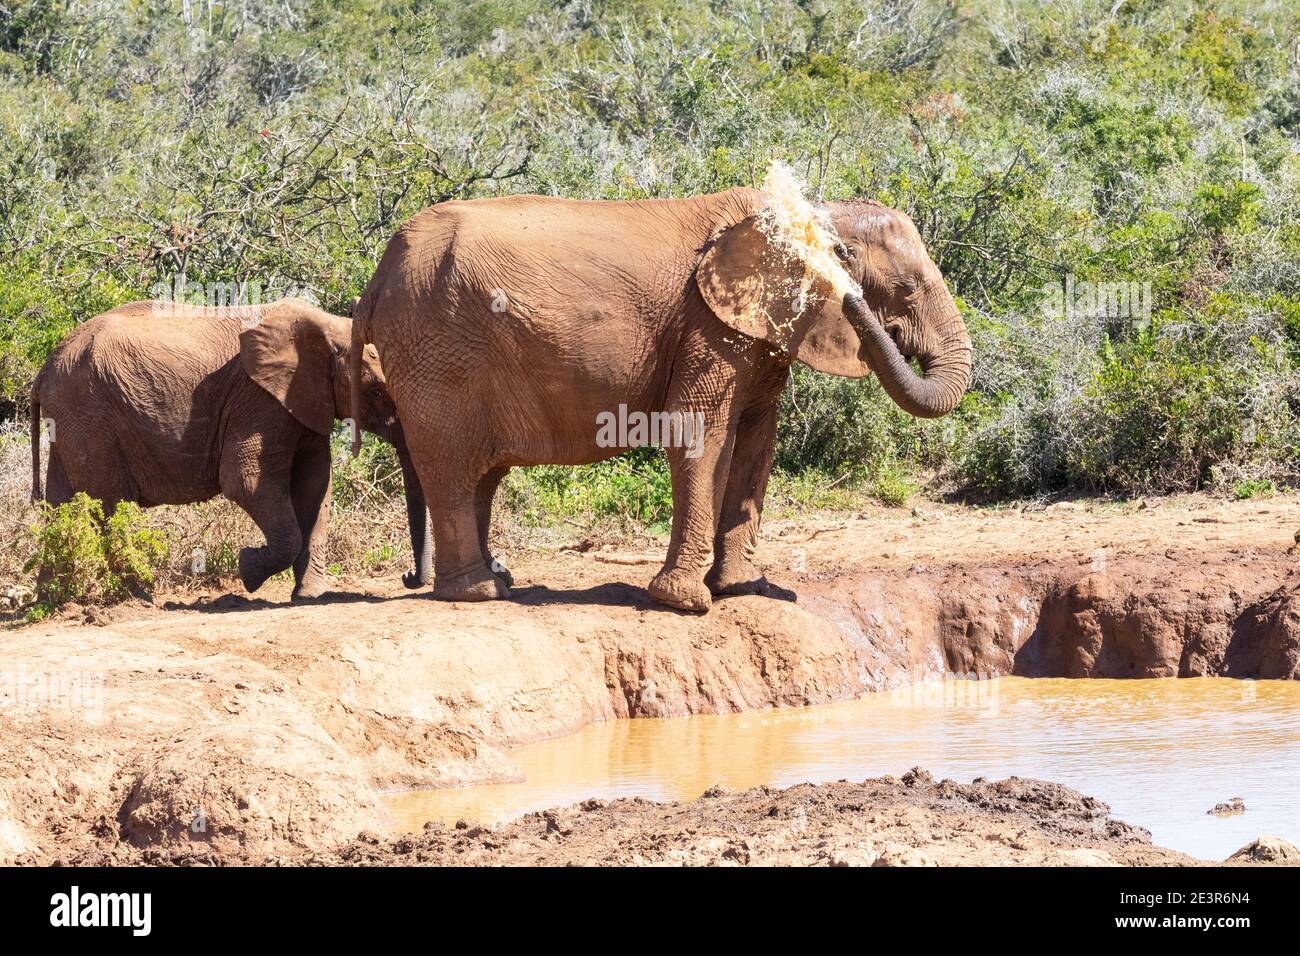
30,298,431,599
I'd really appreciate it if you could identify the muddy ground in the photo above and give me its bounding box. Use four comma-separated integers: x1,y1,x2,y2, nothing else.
76,772,1282,867
314,771,1300,867
2,493,1298,866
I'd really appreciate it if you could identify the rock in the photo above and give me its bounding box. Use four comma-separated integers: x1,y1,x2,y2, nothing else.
901,767,934,788
1022,565,1300,678
1207,797,1246,816
542,810,573,836
3,585,33,609
1057,847,1117,866
1228,836,1300,864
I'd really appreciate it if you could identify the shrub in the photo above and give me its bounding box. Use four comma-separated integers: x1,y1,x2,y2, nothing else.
23,493,106,611
23,493,167,613
4,0,1300,521
1070,340,1239,492
101,501,169,598
1233,477,1277,500
869,461,919,507
504,448,674,529
0,265,131,416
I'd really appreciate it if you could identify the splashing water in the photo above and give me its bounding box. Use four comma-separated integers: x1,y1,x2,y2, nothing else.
759,160,862,302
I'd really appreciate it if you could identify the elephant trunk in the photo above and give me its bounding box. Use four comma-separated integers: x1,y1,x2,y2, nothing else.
842,294,971,419
397,442,433,588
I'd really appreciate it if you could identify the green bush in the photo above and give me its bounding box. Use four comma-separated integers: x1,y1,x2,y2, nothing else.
3,0,1300,517
1071,340,1240,492
331,431,405,510
101,501,169,597
504,448,674,528
23,493,167,613
1233,477,1277,500
869,461,919,507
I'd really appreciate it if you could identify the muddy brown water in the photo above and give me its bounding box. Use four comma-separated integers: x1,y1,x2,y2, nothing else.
383,677,1300,861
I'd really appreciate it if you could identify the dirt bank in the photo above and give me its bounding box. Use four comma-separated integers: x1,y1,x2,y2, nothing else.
61,771,1300,867
2,493,1298,865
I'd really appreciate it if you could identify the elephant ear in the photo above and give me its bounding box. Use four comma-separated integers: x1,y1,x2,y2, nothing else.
696,215,871,378
239,304,340,436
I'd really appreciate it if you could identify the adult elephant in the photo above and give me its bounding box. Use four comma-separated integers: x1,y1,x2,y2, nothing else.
31,298,432,600
351,188,970,612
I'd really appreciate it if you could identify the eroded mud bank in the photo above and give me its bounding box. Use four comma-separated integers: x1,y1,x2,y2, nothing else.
2,496,1297,864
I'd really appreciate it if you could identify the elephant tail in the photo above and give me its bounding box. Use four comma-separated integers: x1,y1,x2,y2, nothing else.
30,382,42,502
349,294,372,458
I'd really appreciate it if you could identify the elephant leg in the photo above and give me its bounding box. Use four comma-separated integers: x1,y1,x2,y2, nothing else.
221,445,302,595
648,436,734,612
706,363,790,597
289,434,333,601
407,439,508,602
235,493,302,594
427,485,508,601
647,395,738,613
475,466,512,588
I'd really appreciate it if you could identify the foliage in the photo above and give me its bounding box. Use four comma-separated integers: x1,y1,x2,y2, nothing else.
1,0,1299,521
504,447,674,528
23,493,167,613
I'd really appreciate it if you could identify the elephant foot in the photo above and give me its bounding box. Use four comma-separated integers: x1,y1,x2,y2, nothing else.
292,575,332,601
647,568,712,613
238,547,272,593
705,561,797,601
433,565,510,603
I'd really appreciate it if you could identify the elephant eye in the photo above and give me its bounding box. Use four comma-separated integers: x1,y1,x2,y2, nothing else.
833,240,851,263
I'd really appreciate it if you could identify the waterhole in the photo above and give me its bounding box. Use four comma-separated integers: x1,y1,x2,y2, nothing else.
383,677,1300,861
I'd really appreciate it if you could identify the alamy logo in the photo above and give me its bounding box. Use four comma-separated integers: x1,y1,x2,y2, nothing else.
595,404,705,459
49,886,151,936
1040,276,1152,327
147,274,319,322
1,666,104,719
